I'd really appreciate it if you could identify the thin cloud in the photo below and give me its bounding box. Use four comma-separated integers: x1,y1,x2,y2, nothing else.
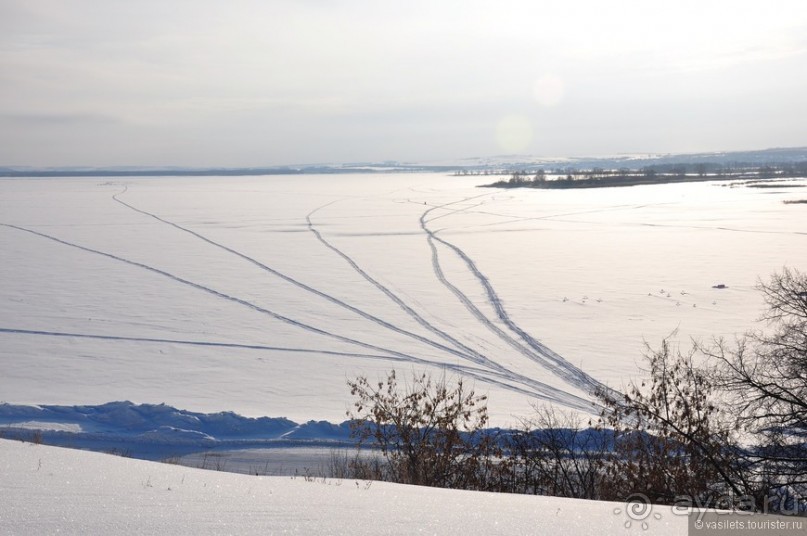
0,112,122,126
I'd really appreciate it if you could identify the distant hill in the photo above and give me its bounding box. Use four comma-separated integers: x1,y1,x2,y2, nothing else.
2,146,806,177
452,146,807,174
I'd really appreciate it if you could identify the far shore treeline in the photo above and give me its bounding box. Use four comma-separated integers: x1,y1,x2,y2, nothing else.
479,160,807,189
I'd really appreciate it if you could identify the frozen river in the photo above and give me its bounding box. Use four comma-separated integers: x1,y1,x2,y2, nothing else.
1,173,805,425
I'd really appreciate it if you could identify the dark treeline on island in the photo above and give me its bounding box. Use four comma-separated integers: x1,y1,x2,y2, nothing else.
479,160,807,189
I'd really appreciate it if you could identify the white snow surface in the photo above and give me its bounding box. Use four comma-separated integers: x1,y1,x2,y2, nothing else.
1,174,806,426
0,439,686,535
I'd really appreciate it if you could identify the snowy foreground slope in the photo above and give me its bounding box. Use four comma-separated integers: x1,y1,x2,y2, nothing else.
0,440,685,535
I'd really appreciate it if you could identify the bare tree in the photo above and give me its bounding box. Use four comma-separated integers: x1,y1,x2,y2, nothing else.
346,370,500,489
705,268,807,512
506,406,609,499
598,268,807,513
596,337,740,507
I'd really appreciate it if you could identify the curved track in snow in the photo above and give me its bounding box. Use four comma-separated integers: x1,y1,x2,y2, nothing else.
0,221,589,407
304,202,593,408
112,190,490,367
306,202,509,373
110,191,588,406
419,198,606,394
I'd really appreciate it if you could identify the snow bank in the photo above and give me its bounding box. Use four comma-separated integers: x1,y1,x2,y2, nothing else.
0,439,686,535
0,401,298,437
0,402,357,459
0,402,612,464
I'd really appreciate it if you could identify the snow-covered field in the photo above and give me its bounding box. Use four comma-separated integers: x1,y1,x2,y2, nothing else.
1,173,806,427
1,174,805,535
0,439,686,535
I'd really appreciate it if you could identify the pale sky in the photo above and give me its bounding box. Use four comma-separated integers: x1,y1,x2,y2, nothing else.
1,0,806,167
